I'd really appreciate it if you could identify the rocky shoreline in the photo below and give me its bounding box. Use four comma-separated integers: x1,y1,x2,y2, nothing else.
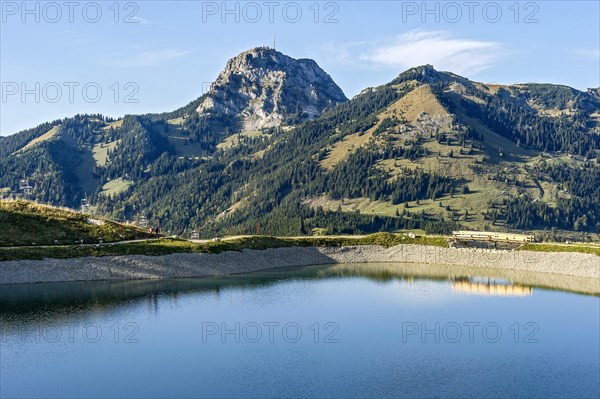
0,244,598,285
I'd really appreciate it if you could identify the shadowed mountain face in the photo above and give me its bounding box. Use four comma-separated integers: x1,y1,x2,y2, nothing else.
1,49,599,238
196,47,348,131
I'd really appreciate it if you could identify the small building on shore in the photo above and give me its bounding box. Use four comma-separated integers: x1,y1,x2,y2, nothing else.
451,231,535,243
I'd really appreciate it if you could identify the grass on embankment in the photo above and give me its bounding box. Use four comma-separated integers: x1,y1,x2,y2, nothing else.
0,233,448,261
517,243,600,257
0,200,153,246
1,229,597,262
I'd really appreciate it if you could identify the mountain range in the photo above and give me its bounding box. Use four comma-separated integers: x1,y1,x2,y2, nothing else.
1,47,599,238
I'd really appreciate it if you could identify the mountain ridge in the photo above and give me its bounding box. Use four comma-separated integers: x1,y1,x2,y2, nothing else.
1,48,598,238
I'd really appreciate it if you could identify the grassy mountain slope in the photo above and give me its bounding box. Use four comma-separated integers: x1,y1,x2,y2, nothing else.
2,62,599,239
0,200,153,246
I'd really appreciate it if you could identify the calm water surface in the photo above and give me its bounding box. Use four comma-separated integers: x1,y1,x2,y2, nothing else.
1,263,599,398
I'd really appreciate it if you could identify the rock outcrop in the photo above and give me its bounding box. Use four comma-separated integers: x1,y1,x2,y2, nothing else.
196,47,347,131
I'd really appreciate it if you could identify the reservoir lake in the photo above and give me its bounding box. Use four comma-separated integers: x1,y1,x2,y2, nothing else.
1,262,599,398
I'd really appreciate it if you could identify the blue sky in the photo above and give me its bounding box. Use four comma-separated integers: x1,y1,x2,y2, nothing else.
1,0,599,136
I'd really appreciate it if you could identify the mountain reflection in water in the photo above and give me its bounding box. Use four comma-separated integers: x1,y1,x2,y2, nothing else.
0,262,597,324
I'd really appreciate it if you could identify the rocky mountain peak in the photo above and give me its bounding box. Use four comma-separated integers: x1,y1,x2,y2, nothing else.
391,64,469,86
196,47,347,131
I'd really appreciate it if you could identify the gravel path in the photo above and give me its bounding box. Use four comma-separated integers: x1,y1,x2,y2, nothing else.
0,245,598,284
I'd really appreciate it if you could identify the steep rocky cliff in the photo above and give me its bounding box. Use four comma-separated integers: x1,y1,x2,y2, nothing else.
196,47,347,131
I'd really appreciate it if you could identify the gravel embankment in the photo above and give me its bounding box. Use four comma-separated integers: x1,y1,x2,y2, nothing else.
0,245,598,285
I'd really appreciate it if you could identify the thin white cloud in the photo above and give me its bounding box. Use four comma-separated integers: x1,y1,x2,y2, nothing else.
129,16,151,24
361,30,504,75
573,48,600,60
106,48,190,67
317,41,369,67
323,30,506,76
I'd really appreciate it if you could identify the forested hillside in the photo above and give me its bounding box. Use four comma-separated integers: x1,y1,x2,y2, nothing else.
1,51,598,238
